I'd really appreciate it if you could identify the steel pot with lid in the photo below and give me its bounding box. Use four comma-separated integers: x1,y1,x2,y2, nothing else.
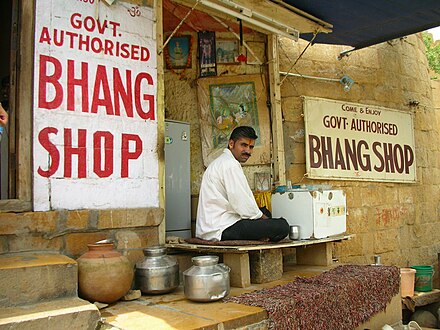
183,255,230,302
135,246,179,294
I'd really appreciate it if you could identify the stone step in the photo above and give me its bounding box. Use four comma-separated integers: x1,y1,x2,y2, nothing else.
0,297,100,330
0,253,78,308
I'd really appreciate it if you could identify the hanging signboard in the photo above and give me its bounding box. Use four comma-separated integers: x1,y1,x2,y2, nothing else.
304,97,416,183
33,0,158,211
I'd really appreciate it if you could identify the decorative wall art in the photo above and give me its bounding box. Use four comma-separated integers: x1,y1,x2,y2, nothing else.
197,74,271,166
216,39,240,64
198,31,217,77
164,35,192,70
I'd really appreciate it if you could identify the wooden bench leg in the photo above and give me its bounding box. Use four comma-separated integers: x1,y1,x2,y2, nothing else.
223,253,250,288
296,242,333,266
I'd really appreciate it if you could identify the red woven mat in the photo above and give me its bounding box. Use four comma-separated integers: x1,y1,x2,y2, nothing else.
185,237,274,246
225,264,400,330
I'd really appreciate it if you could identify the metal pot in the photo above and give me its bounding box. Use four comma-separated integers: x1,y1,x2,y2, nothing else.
135,246,179,294
183,255,230,302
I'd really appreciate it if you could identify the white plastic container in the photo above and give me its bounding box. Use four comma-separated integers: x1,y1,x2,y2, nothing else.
271,189,346,239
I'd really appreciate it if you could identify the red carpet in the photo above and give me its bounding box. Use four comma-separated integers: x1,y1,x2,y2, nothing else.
225,264,400,330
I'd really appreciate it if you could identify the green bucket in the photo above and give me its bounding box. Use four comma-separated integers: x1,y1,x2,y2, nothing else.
411,265,434,292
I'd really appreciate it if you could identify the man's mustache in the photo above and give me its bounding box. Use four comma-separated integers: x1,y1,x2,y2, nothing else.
242,152,251,157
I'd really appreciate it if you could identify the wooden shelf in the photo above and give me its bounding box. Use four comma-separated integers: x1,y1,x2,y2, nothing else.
402,289,440,312
165,234,354,253
166,234,354,288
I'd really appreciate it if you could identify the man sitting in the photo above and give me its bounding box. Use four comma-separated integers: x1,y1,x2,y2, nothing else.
196,126,289,242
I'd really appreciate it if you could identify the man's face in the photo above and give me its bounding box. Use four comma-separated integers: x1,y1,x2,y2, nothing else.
229,137,255,163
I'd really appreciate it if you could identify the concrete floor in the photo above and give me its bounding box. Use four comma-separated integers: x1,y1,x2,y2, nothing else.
97,264,408,330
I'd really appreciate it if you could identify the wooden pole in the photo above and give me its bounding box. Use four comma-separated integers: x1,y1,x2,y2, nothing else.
267,34,286,185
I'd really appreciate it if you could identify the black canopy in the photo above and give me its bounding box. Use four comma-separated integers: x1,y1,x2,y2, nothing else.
285,0,440,50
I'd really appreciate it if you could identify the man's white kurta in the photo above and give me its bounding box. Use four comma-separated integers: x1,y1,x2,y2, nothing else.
196,148,263,241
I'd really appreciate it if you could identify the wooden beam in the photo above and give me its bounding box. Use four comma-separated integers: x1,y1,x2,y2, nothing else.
228,0,331,34
267,35,286,185
157,0,167,245
170,0,331,35
163,0,200,32
16,0,34,204
0,199,32,212
170,0,270,36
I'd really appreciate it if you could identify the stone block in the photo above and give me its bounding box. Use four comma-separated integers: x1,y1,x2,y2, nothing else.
360,187,382,207
0,213,23,235
115,231,142,250
373,229,399,254
23,211,59,233
346,208,369,234
281,97,302,122
0,237,8,254
335,234,363,257
373,206,406,229
66,210,89,229
8,235,63,253
0,297,100,330
64,232,108,258
282,247,296,265
0,212,60,236
286,164,306,184
136,227,160,247
172,253,195,285
224,253,251,288
121,289,141,301
249,249,283,284
97,208,164,229
173,253,194,273
125,250,144,266
397,187,415,204
344,187,362,208
0,253,78,308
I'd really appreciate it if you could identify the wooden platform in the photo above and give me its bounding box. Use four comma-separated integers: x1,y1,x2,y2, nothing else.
402,289,440,312
166,234,354,288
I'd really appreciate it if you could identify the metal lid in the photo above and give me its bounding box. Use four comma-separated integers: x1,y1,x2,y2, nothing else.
143,246,167,257
192,255,219,266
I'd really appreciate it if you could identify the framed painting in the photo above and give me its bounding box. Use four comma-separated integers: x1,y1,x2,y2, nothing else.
196,74,271,166
198,31,217,77
216,39,239,64
165,35,192,69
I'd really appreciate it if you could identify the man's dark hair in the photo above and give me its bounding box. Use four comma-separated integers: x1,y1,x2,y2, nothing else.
229,126,258,141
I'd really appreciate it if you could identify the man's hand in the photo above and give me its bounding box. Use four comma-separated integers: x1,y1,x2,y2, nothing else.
260,214,269,220
0,103,8,128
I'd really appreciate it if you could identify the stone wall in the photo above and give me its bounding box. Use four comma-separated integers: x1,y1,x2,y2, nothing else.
0,208,163,264
278,34,440,285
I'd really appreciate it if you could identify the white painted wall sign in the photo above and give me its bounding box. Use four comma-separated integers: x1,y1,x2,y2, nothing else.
304,97,416,182
33,0,158,211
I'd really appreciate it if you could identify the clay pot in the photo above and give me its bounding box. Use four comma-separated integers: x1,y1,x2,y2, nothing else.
77,243,134,303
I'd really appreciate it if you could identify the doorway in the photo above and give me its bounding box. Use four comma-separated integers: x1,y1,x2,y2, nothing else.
0,0,16,199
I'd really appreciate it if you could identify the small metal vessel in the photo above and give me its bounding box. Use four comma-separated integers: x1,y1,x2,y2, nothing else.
135,246,179,294
183,255,230,302
289,225,300,240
